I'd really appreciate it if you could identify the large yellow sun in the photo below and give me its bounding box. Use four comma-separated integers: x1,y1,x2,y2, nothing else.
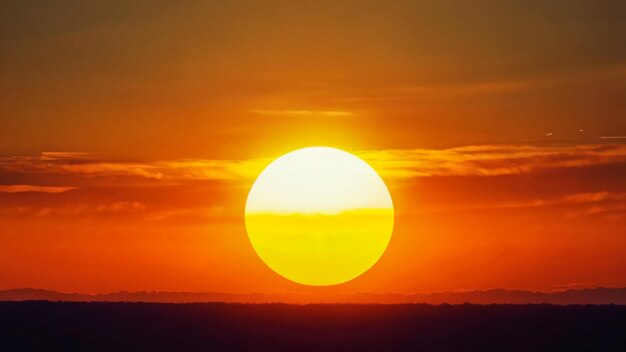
245,147,394,286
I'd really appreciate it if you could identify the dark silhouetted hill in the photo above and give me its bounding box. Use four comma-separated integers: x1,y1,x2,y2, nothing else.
2,287,626,304
1,301,625,351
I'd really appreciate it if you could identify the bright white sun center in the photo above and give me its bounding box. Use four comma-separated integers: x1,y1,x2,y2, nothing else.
245,146,394,286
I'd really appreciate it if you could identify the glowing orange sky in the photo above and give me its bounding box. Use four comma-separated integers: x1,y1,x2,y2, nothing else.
1,1,625,295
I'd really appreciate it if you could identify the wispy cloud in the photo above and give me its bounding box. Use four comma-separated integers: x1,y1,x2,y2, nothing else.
0,153,268,183
0,185,77,193
2,145,624,222
0,144,624,188
562,192,626,204
411,191,626,218
360,144,626,179
248,109,354,118
15,201,148,217
480,192,626,211
334,65,626,103
40,152,94,161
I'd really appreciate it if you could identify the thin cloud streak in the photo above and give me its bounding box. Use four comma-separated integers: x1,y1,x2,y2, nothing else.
248,109,354,118
361,144,626,179
428,192,626,214
0,154,269,183
334,65,626,103
0,185,77,193
40,152,94,161
13,201,148,217
1,144,625,186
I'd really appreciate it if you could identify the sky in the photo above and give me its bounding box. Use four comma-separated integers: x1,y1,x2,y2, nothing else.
1,0,625,295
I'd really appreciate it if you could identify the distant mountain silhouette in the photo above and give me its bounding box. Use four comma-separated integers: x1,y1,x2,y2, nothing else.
2,287,626,304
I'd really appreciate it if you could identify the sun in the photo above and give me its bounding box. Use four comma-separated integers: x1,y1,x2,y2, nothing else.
245,147,394,286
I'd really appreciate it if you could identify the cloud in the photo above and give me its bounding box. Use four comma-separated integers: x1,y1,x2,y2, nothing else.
561,192,626,204
0,185,76,193
564,194,626,219
0,144,624,189
487,192,626,211
0,153,268,183
40,152,94,161
13,201,148,218
248,109,354,118
407,190,626,218
360,144,626,179
2,145,624,222
334,64,626,103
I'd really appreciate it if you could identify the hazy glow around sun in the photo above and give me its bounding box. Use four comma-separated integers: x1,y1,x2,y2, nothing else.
245,147,394,286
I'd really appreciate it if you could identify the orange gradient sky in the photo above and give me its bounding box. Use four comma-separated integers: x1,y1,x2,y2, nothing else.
1,0,625,295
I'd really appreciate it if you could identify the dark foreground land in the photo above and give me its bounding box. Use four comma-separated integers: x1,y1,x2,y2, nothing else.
1,302,625,351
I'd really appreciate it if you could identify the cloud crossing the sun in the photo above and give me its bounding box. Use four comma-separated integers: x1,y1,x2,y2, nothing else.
0,144,625,188
1,144,624,222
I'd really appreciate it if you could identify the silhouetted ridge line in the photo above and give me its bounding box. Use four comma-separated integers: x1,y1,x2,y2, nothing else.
2,287,626,304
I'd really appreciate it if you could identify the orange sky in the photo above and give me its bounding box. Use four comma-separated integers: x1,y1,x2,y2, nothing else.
1,1,625,295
